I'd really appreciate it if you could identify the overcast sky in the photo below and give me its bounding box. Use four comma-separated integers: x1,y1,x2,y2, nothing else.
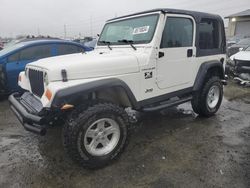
1,0,250,38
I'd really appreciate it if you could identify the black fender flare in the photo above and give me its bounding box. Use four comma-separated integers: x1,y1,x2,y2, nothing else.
51,78,139,109
193,60,225,91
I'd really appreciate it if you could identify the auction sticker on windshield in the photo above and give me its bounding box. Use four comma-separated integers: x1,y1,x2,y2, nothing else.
133,26,150,35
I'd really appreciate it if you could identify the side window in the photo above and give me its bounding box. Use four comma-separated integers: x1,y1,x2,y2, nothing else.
8,52,19,62
161,17,193,48
199,18,220,49
57,44,83,56
19,45,52,61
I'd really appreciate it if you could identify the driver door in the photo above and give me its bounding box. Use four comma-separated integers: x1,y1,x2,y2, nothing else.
156,14,196,90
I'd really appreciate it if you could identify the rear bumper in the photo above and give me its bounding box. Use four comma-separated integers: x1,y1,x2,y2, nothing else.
8,93,47,135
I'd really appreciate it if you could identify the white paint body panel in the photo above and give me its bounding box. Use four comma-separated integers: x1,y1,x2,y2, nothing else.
28,50,140,81
230,51,250,61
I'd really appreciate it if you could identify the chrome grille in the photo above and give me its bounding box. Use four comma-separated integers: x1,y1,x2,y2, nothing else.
28,69,44,97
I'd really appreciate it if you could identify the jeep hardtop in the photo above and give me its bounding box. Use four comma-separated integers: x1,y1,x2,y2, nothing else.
9,9,226,168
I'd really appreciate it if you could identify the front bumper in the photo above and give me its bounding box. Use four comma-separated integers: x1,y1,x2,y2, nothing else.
9,93,47,135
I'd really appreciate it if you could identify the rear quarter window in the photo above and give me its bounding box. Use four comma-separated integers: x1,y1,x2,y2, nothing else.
199,18,220,49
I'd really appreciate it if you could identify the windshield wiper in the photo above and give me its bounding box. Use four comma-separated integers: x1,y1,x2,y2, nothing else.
117,39,137,50
99,40,112,50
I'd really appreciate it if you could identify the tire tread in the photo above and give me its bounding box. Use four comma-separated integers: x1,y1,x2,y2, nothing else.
62,102,129,169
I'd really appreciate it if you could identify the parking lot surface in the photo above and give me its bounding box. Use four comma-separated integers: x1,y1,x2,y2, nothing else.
0,82,250,188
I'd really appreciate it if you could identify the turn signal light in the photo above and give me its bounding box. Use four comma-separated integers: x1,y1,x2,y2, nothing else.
61,104,74,110
45,89,52,101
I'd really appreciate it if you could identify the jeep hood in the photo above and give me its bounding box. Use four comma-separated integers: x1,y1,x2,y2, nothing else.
27,51,140,81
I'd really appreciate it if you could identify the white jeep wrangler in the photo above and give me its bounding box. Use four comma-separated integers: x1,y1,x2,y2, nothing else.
9,9,227,168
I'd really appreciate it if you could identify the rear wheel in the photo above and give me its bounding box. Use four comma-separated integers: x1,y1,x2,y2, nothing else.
63,102,129,169
191,76,223,117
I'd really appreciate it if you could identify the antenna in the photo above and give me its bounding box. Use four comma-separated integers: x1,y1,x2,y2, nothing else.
90,15,93,37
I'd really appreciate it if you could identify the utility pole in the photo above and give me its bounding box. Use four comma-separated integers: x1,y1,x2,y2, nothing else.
90,15,93,37
37,27,40,36
64,24,67,39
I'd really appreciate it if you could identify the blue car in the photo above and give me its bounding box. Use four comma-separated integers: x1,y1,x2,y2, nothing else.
0,39,92,94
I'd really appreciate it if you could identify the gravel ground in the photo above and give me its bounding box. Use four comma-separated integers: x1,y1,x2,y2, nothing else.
0,82,250,188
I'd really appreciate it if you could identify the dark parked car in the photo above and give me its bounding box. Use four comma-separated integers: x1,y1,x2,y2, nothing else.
0,42,4,51
0,39,92,94
227,38,250,57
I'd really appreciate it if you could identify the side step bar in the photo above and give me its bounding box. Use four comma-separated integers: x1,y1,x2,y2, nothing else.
142,96,192,112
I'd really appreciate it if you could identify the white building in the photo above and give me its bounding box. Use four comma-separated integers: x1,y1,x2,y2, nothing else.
225,9,250,37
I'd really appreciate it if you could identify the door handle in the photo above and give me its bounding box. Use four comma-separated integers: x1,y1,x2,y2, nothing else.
187,49,193,57
158,51,164,58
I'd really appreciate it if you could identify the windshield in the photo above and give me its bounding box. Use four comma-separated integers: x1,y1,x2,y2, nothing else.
98,14,159,45
245,46,250,51
237,38,250,45
0,43,24,57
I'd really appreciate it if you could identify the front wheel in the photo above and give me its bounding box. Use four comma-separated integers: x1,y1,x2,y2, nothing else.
63,102,129,169
191,76,223,117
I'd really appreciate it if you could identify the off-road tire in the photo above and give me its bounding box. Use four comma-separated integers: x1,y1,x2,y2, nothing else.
191,76,223,117
63,102,129,169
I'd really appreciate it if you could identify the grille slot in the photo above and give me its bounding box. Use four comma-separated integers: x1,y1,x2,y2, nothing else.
235,60,250,67
28,69,44,97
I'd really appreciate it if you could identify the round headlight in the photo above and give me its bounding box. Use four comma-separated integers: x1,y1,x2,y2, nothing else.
44,72,49,86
